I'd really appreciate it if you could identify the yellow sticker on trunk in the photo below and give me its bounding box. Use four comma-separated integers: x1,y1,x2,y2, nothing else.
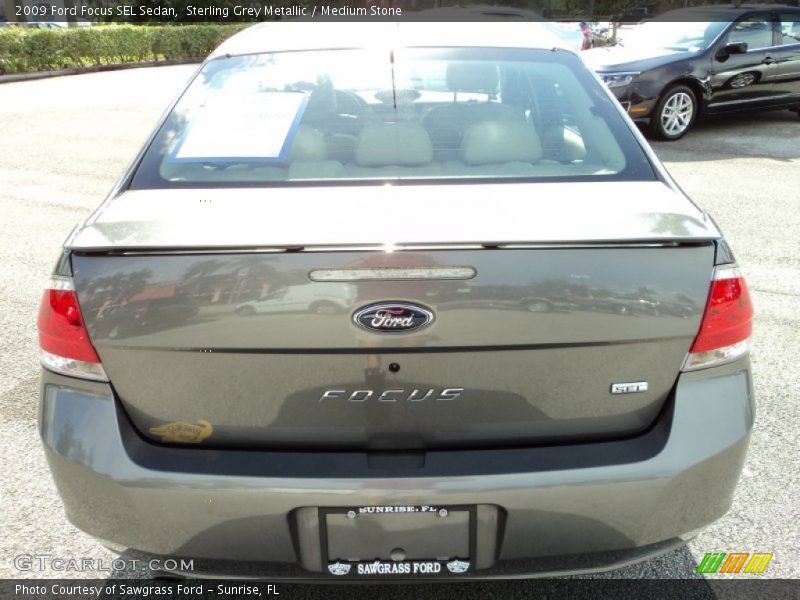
149,419,213,444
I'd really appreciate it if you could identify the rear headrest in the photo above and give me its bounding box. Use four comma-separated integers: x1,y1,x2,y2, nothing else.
446,63,499,93
287,125,326,162
460,121,542,166
355,122,433,167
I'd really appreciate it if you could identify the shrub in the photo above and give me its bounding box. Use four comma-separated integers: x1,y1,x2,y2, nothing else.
0,24,247,75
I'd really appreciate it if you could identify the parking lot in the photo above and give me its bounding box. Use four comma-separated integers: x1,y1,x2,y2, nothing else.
0,66,798,588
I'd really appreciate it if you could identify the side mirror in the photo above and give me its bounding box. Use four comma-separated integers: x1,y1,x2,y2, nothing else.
717,42,748,60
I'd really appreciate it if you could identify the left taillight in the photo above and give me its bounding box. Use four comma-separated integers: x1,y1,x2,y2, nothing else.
37,276,107,381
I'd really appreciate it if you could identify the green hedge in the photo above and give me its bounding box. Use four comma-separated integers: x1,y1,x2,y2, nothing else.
0,24,248,75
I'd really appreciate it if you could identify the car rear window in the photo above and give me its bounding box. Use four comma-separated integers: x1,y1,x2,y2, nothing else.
130,47,654,188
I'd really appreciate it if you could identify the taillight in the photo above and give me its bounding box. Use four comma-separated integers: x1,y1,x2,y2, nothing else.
682,265,753,371
37,276,107,381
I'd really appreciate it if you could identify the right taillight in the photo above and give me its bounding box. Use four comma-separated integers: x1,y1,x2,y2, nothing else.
682,265,753,371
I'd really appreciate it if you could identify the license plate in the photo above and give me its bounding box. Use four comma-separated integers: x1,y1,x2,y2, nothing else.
320,505,476,577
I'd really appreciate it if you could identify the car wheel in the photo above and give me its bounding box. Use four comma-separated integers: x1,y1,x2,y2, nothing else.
727,72,757,89
524,300,552,313
649,85,697,141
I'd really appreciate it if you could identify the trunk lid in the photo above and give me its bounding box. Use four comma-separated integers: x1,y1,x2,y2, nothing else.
70,182,719,449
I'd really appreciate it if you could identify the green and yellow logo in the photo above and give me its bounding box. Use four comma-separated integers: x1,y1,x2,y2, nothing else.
696,552,773,574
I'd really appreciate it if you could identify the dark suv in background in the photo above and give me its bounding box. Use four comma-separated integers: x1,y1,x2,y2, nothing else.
584,6,800,139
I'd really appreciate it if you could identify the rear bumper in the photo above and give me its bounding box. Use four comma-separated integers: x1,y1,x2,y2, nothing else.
39,360,754,579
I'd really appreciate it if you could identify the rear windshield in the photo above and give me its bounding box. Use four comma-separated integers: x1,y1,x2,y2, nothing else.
130,47,654,188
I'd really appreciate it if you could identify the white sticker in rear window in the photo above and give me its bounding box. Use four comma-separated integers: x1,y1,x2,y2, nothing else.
170,91,309,163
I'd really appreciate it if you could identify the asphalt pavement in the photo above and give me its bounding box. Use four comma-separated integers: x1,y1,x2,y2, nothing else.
0,66,798,588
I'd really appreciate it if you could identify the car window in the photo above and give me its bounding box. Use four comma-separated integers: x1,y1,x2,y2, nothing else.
779,13,800,46
131,48,653,188
617,21,727,52
727,15,775,50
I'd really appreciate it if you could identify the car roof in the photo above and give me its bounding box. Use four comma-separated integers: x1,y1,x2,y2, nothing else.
209,22,570,61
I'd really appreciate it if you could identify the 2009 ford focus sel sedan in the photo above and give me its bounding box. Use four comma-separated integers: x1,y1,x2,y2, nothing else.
38,23,755,579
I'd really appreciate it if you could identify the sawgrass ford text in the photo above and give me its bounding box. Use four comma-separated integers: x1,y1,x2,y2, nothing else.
20,4,403,19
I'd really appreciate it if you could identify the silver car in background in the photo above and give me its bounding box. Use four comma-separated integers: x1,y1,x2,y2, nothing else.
38,23,754,579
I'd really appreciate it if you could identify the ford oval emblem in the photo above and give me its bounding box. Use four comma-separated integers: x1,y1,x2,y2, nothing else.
353,302,434,333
